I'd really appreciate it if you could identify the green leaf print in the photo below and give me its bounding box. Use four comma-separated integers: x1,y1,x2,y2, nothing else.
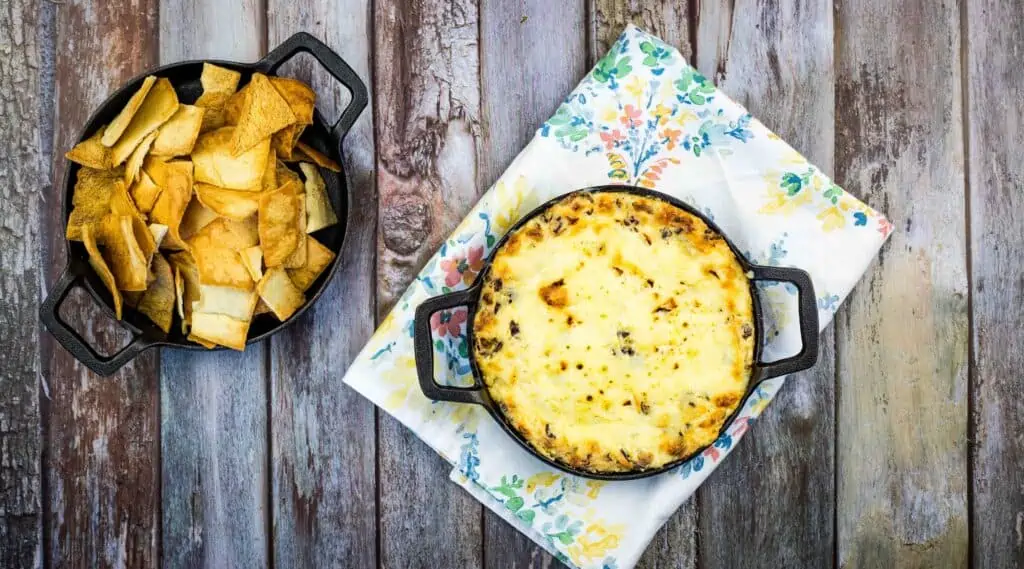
458,340,469,358
505,496,524,512
549,531,575,545
516,509,536,524
593,53,632,83
434,339,444,352
781,172,803,196
823,184,843,204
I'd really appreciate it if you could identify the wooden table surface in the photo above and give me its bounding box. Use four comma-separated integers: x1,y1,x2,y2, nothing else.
2,0,1021,567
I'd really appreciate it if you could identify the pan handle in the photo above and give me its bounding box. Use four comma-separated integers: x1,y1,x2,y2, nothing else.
750,265,819,381
39,264,154,377
257,32,368,141
413,286,487,405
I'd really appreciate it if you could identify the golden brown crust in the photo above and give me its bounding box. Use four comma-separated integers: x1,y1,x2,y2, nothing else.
473,191,755,473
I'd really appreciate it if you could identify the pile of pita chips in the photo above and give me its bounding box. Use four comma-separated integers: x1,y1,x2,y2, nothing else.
64,63,339,350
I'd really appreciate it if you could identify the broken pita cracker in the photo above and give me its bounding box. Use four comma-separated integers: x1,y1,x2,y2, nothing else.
269,76,315,125
178,197,219,241
169,251,200,334
130,170,162,213
150,104,205,156
223,86,247,126
294,141,340,172
110,182,158,269
258,180,303,267
286,237,336,292
200,63,242,95
102,76,157,146
149,160,193,249
66,167,120,241
196,91,231,133
239,246,263,282
82,224,123,319
124,130,159,186
230,74,296,156
137,253,175,333
194,183,261,220
189,217,259,251
192,245,253,289
100,215,149,291
66,130,112,170
194,284,258,320
298,162,338,232
257,266,305,321
262,148,277,191
190,312,249,351
110,78,179,166
193,127,270,189
282,198,306,269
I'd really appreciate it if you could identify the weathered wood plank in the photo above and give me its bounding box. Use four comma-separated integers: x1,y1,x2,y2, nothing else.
479,2,586,567
966,1,1024,567
0,0,47,566
591,0,691,63
835,0,969,567
587,3,697,567
158,2,269,567
42,1,161,566
266,4,377,567
375,0,484,566
694,2,836,568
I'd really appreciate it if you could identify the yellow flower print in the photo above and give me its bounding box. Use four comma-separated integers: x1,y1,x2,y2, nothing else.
568,523,623,565
447,403,483,431
526,472,561,493
600,106,618,123
624,75,645,99
652,103,673,126
760,183,812,216
490,176,534,236
750,396,771,415
585,480,605,499
817,206,846,231
377,355,440,420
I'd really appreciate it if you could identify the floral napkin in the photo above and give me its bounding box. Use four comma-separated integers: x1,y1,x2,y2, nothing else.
343,24,891,569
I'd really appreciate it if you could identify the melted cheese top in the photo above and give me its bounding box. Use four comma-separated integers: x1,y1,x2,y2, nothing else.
473,191,755,473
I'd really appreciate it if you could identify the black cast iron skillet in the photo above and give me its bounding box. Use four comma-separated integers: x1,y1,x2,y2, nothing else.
39,32,368,376
413,186,819,480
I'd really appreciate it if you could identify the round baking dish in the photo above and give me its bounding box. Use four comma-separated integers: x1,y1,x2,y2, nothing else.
39,33,367,376
414,186,819,480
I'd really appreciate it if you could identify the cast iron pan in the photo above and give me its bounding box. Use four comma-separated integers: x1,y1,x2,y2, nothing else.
413,186,819,480
39,32,368,376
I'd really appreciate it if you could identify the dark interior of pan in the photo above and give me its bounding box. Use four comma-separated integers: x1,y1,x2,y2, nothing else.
62,58,351,349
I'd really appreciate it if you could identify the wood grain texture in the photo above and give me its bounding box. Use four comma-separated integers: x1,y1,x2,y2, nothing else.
375,0,484,567
42,1,161,566
158,2,269,567
479,2,586,567
694,2,837,568
835,0,969,567
966,1,1024,566
266,3,378,567
590,0,691,63
587,4,697,568
0,0,46,566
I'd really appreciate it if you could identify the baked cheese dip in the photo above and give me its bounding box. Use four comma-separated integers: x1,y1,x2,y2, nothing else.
472,191,755,473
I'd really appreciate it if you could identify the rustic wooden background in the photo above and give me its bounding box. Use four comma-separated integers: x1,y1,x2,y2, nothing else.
1,0,1019,567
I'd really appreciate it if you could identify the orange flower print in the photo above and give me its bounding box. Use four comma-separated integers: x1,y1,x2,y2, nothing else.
661,127,681,150
619,104,642,129
441,245,485,287
600,129,625,150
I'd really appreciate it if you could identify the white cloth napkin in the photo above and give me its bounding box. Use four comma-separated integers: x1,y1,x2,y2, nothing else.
343,24,891,569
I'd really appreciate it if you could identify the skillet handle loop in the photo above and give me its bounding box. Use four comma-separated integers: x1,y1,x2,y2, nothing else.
39,265,153,377
751,265,819,380
413,287,487,405
258,32,368,141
